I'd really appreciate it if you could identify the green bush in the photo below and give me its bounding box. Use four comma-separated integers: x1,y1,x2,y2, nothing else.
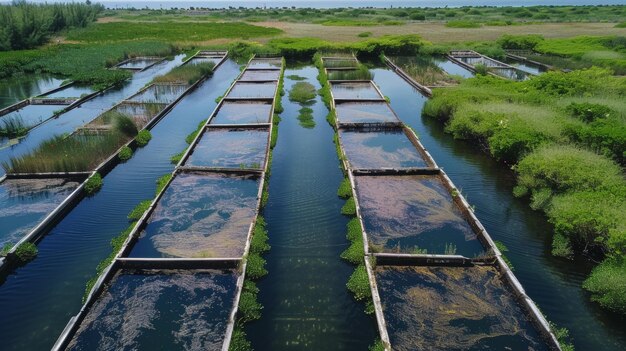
369,340,385,351
347,264,373,314
1,243,12,256
445,20,481,28
118,146,133,161
552,233,574,259
135,130,152,146
228,327,252,351
497,34,544,50
238,291,262,323
84,172,103,195
114,113,138,137
583,258,626,314
155,173,172,194
14,242,38,263
358,32,373,38
341,240,364,265
250,217,270,254
566,102,614,122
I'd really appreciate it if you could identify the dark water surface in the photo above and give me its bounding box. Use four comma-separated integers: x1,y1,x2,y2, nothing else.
0,74,64,109
0,60,241,351
370,66,626,350
247,65,377,349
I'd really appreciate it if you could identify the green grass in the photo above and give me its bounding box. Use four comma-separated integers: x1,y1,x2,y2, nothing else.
127,200,152,221
14,242,38,263
118,146,133,161
135,130,152,147
347,264,374,314
65,22,283,43
327,66,373,80
583,258,626,314
337,178,352,198
341,197,357,216
616,22,626,28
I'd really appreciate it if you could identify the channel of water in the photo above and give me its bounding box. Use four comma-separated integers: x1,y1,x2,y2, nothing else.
0,60,241,351
370,66,626,350
246,65,378,349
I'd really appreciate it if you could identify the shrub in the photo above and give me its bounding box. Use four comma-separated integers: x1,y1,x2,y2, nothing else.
552,233,574,259
135,130,152,146
358,32,372,38
14,242,38,263
250,217,270,254
342,240,364,265
113,112,138,137
347,264,373,314
410,12,425,20
155,174,172,194
84,172,103,195
118,146,132,161
228,327,252,351
1,243,12,256
497,34,544,50
473,63,489,76
583,258,626,314
566,102,613,123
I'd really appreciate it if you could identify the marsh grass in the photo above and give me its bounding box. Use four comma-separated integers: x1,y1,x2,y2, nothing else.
323,59,359,68
153,61,216,85
0,115,28,138
3,112,139,173
327,66,373,80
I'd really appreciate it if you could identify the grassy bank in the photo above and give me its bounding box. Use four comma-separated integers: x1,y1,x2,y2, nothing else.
423,66,626,314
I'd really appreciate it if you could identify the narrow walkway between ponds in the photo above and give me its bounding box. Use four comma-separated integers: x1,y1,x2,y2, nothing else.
0,60,241,351
247,65,377,349
370,66,626,350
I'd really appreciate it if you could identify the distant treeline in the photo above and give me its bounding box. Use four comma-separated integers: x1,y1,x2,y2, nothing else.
0,0,103,51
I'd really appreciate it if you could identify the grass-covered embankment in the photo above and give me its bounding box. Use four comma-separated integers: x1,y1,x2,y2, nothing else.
423,66,626,315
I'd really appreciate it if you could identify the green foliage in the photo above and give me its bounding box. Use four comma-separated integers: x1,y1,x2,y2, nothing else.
153,61,215,85
118,146,133,161
135,130,152,147
369,340,385,351
473,63,489,76
552,233,574,259
341,197,356,216
238,291,262,323
358,32,373,38
14,242,38,263
341,240,364,265
495,241,514,270
246,253,268,280
583,258,626,314
337,178,352,198
250,217,270,254
616,22,626,28
288,82,317,103
296,107,315,129
327,66,372,80
1,243,12,256
0,1,103,51
65,21,282,43
347,265,371,301
155,174,172,195
170,150,185,164
228,327,252,351
84,173,103,195
127,200,151,221
286,74,306,80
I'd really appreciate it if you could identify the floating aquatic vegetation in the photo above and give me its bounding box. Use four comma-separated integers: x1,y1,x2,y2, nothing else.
339,130,428,169
354,175,484,256
129,172,260,258
67,269,238,351
375,265,549,351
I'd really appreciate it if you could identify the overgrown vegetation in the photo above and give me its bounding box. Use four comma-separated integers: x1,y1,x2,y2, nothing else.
135,129,152,146
152,61,215,85
118,146,133,161
0,115,28,138
13,242,38,263
0,1,103,51
288,80,317,128
423,61,626,314
2,112,140,173
390,55,461,86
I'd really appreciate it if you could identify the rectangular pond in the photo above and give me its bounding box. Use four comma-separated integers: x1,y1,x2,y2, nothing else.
117,58,162,70
0,177,83,248
330,82,383,100
127,84,188,104
210,101,272,125
247,58,282,69
66,268,238,351
42,85,94,99
375,265,550,351
354,175,484,257
322,58,359,68
239,69,281,82
0,104,66,130
83,102,166,132
186,128,269,170
227,82,277,99
188,57,223,66
129,172,260,258
335,101,399,125
339,129,429,169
